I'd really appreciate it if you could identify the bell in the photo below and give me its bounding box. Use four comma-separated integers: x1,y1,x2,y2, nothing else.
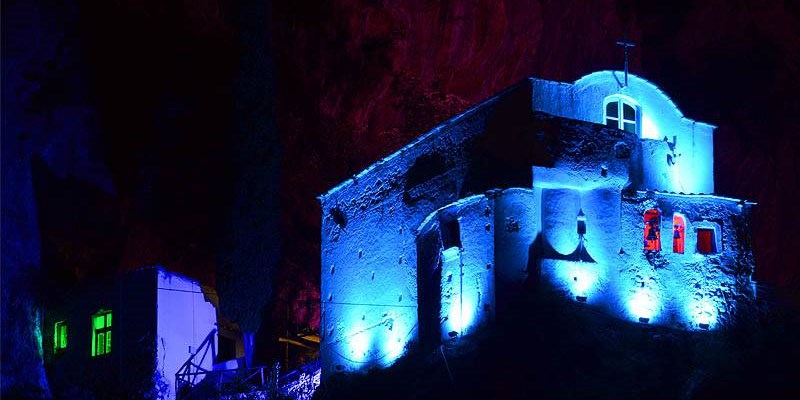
646,226,659,241
673,226,682,239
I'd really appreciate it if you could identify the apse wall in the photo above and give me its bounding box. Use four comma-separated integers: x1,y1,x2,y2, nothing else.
616,192,756,329
530,72,716,194
536,186,622,311
536,190,755,330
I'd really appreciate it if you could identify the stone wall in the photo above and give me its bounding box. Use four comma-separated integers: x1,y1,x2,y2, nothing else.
531,72,716,194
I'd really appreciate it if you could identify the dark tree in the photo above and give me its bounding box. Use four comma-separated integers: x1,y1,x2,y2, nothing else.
216,0,280,367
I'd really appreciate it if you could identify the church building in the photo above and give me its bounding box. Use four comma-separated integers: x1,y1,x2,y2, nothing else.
318,71,757,378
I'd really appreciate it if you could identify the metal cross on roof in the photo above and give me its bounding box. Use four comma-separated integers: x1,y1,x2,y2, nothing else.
616,36,636,87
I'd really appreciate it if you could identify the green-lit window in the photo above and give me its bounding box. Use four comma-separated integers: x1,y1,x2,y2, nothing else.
54,321,68,353
91,310,112,357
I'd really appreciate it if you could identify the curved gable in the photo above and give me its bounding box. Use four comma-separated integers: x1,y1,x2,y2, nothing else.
531,71,716,194
572,71,714,140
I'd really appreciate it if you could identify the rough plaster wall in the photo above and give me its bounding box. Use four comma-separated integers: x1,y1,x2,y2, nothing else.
538,188,621,309
614,193,755,329
541,189,582,255
688,122,715,193
541,257,614,309
531,72,715,194
640,139,677,192
582,188,623,264
436,196,495,340
319,82,654,376
530,79,576,118
535,183,753,329
319,84,533,376
156,270,217,400
494,189,539,287
531,115,639,191
532,113,636,258
320,182,420,374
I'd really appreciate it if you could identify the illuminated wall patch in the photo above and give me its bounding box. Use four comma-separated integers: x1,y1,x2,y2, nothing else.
441,246,478,338
345,322,371,364
686,299,718,329
557,262,600,300
641,115,660,140
627,289,660,323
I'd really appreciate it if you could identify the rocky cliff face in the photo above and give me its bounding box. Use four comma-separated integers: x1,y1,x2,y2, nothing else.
2,0,236,396
2,1,111,395
2,0,798,396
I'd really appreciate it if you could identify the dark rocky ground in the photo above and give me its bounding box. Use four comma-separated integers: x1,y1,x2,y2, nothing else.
317,286,800,400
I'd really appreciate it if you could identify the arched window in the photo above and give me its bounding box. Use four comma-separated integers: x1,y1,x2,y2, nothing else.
643,209,661,251
672,214,686,254
604,95,639,135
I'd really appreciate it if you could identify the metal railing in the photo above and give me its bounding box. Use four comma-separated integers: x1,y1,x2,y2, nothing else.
175,328,218,399
177,366,270,400
175,328,319,399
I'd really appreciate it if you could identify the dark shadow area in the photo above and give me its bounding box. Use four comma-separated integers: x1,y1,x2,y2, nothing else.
415,226,444,354
43,271,159,399
460,86,558,197
316,284,800,400
403,152,452,204
31,156,126,305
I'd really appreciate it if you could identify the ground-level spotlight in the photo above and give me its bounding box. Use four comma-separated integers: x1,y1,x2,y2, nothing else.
576,295,587,303
638,317,650,324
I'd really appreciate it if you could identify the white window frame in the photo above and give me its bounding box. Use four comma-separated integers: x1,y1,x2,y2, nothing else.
603,94,640,136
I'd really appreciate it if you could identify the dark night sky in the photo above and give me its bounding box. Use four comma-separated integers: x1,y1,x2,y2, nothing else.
4,0,800,343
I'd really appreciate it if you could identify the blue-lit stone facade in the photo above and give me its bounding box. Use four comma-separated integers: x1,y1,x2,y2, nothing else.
319,71,756,378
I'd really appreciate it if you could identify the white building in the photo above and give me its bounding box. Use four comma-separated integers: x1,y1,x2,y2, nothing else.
44,267,220,399
318,71,757,378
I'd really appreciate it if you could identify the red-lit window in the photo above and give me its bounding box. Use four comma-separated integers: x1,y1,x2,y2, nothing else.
643,209,661,251
672,214,685,254
697,228,716,254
